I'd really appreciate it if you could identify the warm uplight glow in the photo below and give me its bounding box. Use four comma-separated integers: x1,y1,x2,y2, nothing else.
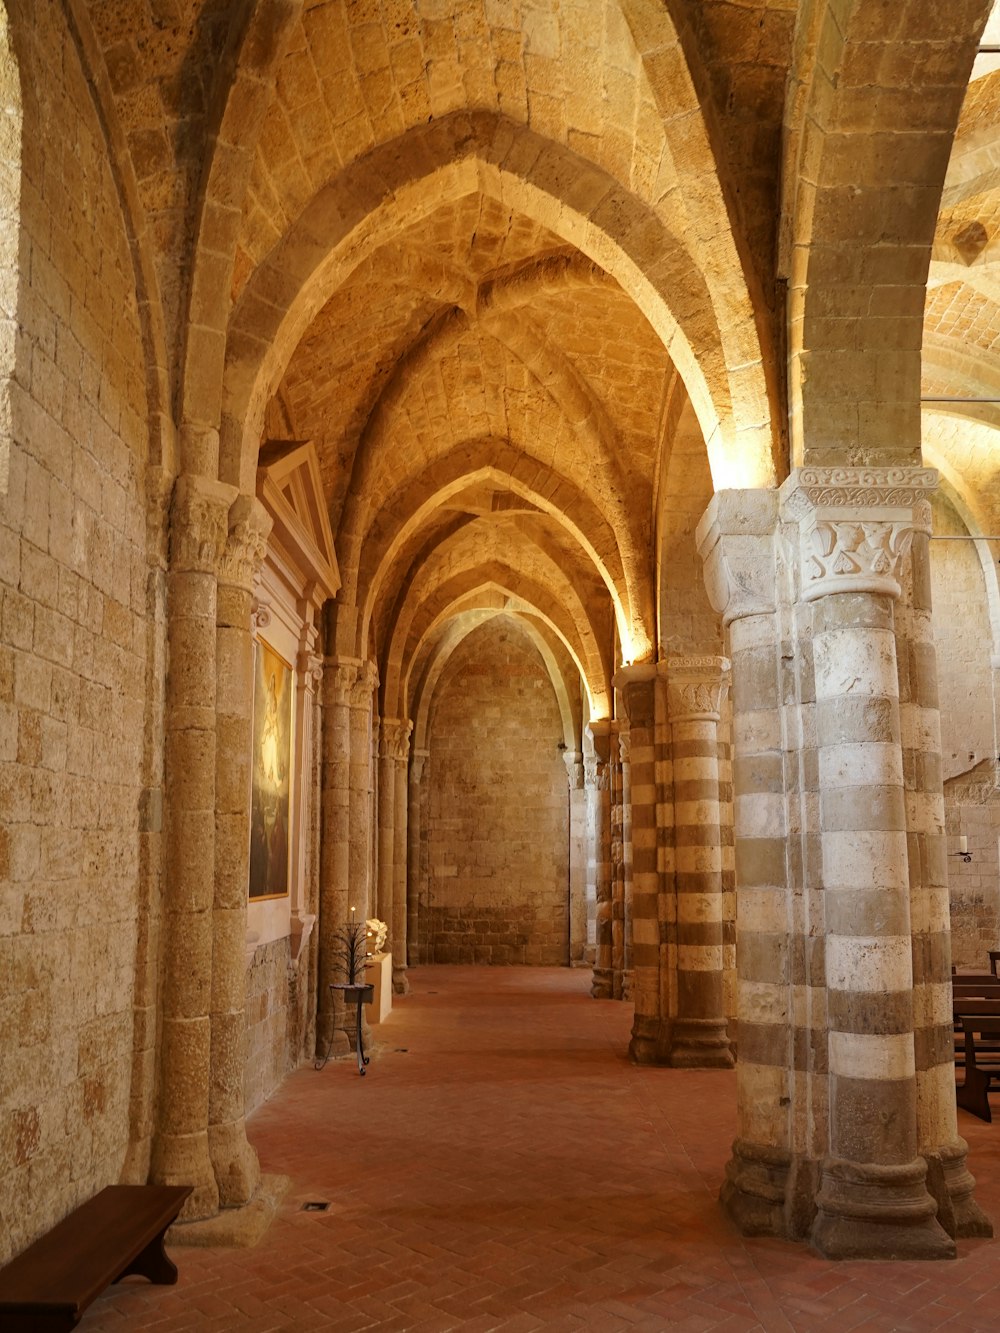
708,431,777,492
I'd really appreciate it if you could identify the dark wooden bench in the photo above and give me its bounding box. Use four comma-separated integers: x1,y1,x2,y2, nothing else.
956,1015,1000,1122
0,1184,191,1331
952,997,1000,1066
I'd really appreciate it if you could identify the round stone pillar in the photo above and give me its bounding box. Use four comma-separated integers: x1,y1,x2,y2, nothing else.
785,468,953,1260
318,655,357,1056
210,494,270,1206
664,655,733,1069
376,720,396,930
391,722,412,994
153,473,234,1220
407,748,428,966
587,722,613,998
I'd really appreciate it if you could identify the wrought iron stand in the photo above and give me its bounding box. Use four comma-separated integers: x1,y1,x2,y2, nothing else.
329,981,374,1075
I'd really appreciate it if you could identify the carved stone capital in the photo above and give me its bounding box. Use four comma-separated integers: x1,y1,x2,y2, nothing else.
696,489,780,626
322,656,359,707
381,717,413,763
584,756,610,791
618,730,632,765
613,663,656,729
349,659,378,708
587,719,613,766
218,495,272,591
562,749,584,790
410,747,430,785
780,467,936,603
666,654,730,723
169,474,236,575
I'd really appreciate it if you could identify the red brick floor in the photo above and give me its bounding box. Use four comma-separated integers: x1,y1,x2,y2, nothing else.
87,966,1000,1331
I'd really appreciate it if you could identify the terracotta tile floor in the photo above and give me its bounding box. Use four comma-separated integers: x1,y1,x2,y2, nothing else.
88,966,1000,1331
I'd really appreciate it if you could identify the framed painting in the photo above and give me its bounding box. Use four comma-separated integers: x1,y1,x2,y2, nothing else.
249,639,294,900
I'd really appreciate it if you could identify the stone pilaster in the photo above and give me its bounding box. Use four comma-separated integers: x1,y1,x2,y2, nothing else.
663,655,733,1069
407,748,429,966
153,473,234,1221
587,722,613,999
616,666,658,1062
782,466,954,1260
318,654,357,1056
210,493,270,1207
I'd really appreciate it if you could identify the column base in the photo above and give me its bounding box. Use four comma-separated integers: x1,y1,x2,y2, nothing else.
208,1119,261,1207
925,1139,993,1239
666,1018,734,1069
621,968,634,1002
392,963,409,995
811,1157,956,1260
151,1130,220,1222
591,967,613,999
720,1138,794,1238
629,1014,666,1065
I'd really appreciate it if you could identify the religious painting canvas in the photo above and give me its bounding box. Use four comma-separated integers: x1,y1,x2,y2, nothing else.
249,640,294,900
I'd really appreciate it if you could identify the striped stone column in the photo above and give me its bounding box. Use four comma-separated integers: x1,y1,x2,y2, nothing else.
896,508,990,1238
587,722,613,999
610,722,626,999
407,748,429,966
317,654,357,1057
785,467,953,1260
210,495,270,1206
663,655,733,1068
616,667,659,1062
698,490,797,1238
391,720,412,994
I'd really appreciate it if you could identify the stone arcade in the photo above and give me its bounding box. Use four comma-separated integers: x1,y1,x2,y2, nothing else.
2,0,1000,1271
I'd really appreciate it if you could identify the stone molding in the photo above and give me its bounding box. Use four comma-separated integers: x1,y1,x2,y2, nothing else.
586,719,613,767
298,652,324,694
218,494,272,592
618,730,631,765
169,474,236,575
666,654,730,723
250,595,271,636
380,717,413,762
695,489,780,626
780,466,937,604
410,747,430,785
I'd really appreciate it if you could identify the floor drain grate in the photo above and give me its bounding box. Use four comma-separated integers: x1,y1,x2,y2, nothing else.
301,1201,330,1212
394,1047,409,1053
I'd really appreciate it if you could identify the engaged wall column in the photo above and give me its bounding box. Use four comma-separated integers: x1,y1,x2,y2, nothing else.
663,655,733,1069
154,474,233,1220
390,719,413,993
407,748,429,966
318,655,357,1056
210,495,270,1206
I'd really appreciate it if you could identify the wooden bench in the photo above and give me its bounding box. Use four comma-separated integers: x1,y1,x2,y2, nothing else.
956,1015,1000,1122
0,1184,191,1331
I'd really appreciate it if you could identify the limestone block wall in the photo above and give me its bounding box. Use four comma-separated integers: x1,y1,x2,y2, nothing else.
243,937,294,1116
929,500,1000,967
419,619,569,966
0,0,151,1261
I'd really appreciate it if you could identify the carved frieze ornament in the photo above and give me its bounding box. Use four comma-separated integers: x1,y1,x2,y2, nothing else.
780,466,937,604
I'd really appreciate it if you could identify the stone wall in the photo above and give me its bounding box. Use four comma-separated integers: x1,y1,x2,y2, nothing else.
244,936,294,1116
930,499,1000,968
419,618,569,966
0,0,150,1261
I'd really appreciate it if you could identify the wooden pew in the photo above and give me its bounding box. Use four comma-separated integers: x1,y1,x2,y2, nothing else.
0,1184,191,1331
956,1015,1000,1122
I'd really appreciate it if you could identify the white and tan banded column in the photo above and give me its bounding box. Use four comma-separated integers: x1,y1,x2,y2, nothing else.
663,655,733,1069
211,495,270,1206
896,507,990,1239
153,474,234,1220
616,666,659,1062
318,654,357,1056
407,748,429,966
698,489,798,1239
587,722,613,998
784,467,954,1260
